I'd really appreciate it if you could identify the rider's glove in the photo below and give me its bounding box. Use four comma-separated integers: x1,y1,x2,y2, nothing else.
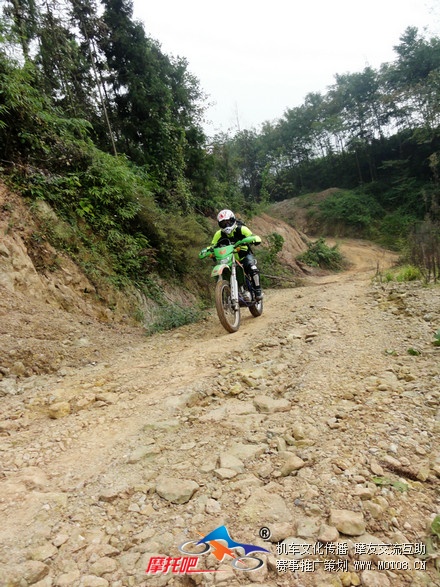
200,246,214,258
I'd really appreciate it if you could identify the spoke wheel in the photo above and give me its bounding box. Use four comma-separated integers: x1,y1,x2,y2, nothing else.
249,297,263,317
215,279,240,333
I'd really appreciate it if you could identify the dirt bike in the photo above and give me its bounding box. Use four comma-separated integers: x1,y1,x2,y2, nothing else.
199,236,263,333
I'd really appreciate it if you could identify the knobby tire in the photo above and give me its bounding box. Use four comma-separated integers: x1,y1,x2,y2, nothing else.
215,279,240,333
249,298,263,317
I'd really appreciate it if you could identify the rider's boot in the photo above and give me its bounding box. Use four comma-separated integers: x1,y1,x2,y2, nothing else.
240,285,252,302
252,272,263,301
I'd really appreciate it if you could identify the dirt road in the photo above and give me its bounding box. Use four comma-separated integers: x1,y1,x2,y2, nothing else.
0,240,439,587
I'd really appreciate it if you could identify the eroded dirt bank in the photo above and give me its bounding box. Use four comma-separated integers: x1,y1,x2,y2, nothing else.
0,241,439,587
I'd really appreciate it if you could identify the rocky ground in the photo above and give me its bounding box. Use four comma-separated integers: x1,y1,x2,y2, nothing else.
0,240,439,587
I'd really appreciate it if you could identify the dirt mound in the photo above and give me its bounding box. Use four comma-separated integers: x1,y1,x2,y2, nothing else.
268,188,341,235
0,186,149,378
248,212,309,273
0,184,143,320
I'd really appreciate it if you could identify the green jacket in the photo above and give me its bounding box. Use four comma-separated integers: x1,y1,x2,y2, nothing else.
211,223,261,257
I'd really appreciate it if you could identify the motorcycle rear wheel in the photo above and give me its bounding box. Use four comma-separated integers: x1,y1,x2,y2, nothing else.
249,298,263,317
215,279,240,333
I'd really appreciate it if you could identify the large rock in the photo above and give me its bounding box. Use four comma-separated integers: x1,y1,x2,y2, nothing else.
253,395,290,413
214,468,238,480
155,477,199,504
55,571,81,586
227,443,267,460
30,542,58,562
317,524,339,543
328,509,366,536
80,576,110,587
0,561,50,585
280,455,305,476
219,453,245,473
0,234,45,296
239,488,292,524
127,445,160,463
361,570,391,587
48,401,71,419
19,467,51,491
89,557,118,576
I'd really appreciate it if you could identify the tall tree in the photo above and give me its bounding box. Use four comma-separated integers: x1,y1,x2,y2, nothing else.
230,129,266,202
68,0,117,153
31,0,96,117
97,0,206,208
1,0,39,59
385,27,440,131
328,67,392,182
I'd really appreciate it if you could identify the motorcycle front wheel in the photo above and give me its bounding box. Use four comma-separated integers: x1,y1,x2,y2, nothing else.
215,279,240,333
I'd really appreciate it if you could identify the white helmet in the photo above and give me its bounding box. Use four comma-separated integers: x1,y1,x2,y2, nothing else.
217,209,237,235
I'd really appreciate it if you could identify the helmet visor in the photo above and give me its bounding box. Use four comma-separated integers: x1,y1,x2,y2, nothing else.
219,218,235,229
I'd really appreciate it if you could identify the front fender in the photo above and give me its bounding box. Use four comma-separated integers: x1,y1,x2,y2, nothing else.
211,264,231,278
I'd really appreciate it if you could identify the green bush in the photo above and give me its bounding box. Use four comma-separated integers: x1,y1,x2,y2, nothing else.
318,190,384,236
266,232,285,260
256,232,295,288
395,265,423,282
376,264,422,283
377,211,418,249
297,237,345,270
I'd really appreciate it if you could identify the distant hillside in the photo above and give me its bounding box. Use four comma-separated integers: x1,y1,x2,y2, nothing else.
267,188,342,236
267,188,394,242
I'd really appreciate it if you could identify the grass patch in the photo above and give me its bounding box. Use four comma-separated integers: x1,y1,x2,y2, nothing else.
376,264,423,283
145,303,203,334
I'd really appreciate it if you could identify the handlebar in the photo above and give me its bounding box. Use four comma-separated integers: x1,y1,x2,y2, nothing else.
199,236,260,259
199,246,214,259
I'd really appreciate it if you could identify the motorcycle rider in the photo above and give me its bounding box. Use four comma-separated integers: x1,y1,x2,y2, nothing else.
211,209,263,301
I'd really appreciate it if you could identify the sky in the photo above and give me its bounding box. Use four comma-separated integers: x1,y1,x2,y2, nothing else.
132,0,438,136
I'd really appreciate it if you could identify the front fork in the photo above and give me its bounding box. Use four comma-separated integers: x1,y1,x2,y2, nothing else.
230,264,239,309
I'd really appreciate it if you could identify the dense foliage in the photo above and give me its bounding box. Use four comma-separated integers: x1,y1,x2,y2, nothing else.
0,0,439,309
297,238,345,271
